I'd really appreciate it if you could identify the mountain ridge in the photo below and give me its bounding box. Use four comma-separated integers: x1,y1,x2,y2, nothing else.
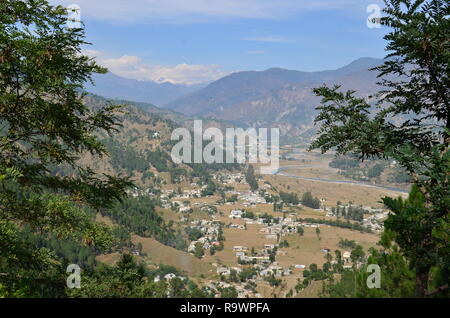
164,58,385,138
84,72,207,107
84,58,385,140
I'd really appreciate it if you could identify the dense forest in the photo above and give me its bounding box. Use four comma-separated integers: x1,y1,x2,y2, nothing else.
103,196,188,250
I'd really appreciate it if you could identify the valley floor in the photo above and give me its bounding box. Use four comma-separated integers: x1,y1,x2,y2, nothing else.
97,147,408,298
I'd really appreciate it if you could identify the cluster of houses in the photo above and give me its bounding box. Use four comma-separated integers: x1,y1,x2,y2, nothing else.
362,211,389,233
228,210,322,240
125,187,159,198
213,172,246,185
209,236,359,296
205,280,262,298
325,204,390,233
126,178,379,296
260,218,319,239
163,187,203,200
159,188,268,216
153,273,186,283
259,264,292,277
220,190,267,206
187,219,223,254
213,244,296,289
238,192,267,205
126,184,209,203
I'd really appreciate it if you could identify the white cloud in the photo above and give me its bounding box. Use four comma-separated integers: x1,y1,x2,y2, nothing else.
149,63,228,85
83,49,104,58
86,52,228,85
50,0,364,23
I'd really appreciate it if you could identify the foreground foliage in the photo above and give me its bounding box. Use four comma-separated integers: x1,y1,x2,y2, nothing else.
310,0,449,297
0,0,133,296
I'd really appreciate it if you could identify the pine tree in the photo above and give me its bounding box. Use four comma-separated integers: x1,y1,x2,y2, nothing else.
0,0,133,296
245,165,259,191
310,0,449,297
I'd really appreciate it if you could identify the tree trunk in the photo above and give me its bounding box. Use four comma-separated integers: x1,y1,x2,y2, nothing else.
415,227,433,298
415,265,430,298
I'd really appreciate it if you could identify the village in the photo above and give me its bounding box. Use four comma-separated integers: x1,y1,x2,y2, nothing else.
124,166,387,297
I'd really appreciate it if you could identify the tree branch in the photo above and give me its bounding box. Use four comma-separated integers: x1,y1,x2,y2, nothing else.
426,284,449,297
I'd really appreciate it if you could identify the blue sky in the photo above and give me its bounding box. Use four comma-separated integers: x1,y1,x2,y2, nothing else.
51,0,388,85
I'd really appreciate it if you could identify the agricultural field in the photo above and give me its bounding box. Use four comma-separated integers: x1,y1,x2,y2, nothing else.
131,235,214,277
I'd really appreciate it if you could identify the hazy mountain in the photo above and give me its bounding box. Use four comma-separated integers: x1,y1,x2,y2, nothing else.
84,72,206,107
164,57,384,137
85,58,385,139
78,94,241,185
84,93,237,139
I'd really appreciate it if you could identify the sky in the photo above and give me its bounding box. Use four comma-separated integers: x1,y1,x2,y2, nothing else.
50,0,388,85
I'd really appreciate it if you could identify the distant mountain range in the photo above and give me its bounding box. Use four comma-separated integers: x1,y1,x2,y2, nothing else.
84,72,206,106
165,57,384,137
85,57,385,138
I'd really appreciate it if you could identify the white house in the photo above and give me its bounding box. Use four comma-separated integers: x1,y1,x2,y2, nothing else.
217,267,230,275
343,251,351,263
164,273,176,281
236,251,246,258
229,210,244,219
179,206,192,213
230,267,243,273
